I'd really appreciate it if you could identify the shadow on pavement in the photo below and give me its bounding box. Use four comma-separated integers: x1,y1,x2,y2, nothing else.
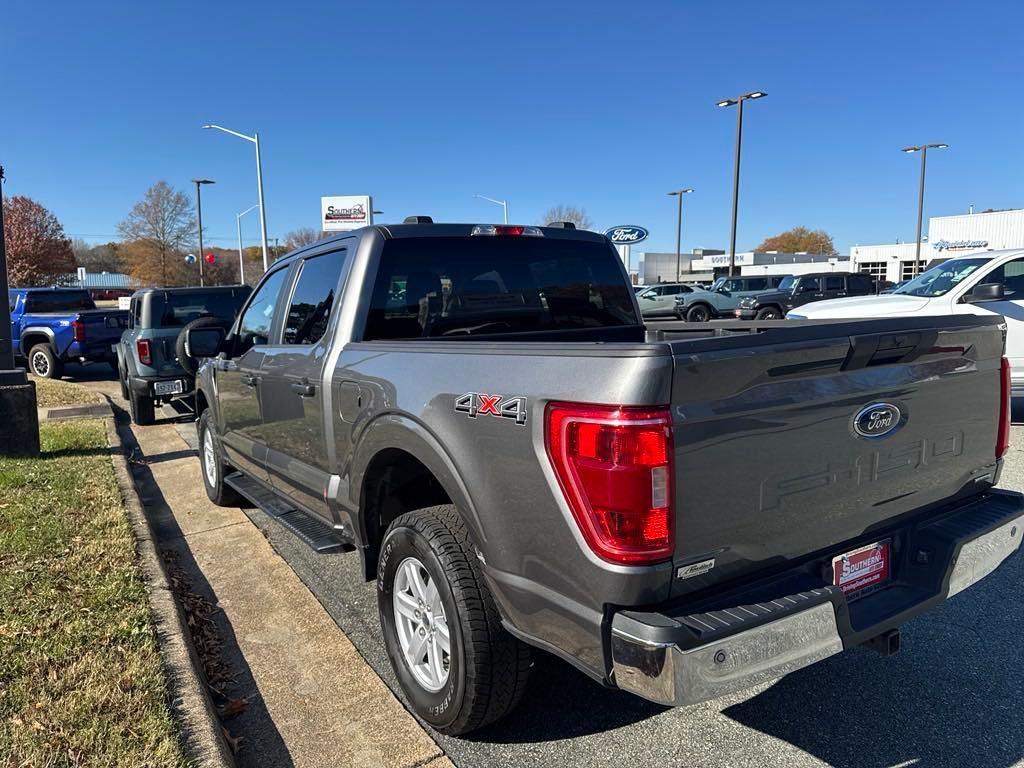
466,651,667,743
723,552,1024,768
109,398,295,768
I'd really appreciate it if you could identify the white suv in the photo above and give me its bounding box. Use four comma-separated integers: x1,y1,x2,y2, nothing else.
789,249,1024,393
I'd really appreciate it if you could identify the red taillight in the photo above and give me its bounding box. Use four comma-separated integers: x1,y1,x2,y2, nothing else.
470,224,543,237
137,339,152,366
546,402,674,565
71,320,86,342
997,356,1011,459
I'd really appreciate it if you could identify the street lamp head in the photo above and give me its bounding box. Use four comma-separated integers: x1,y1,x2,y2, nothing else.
901,146,920,153
931,143,949,149
745,91,767,99
715,99,736,108
192,178,216,185
201,124,214,130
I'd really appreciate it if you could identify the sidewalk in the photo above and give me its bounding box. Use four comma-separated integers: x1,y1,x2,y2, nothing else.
116,408,451,768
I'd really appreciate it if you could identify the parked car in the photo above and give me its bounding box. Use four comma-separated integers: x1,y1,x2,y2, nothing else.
734,271,876,319
636,283,695,317
7,287,129,378
116,285,251,425
187,220,1022,736
673,274,789,322
788,249,1024,394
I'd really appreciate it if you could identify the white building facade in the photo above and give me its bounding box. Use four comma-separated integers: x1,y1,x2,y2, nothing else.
851,209,1024,284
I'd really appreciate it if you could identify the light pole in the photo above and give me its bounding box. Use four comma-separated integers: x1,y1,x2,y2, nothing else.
192,178,215,287
716,90,767,276
0,164,40,457
235,204,259,285
203,124,270,272
901,143,948,276
473,194,508,224
667,188,694,282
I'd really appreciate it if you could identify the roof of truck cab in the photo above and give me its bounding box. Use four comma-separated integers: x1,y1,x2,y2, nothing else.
277,223,610,263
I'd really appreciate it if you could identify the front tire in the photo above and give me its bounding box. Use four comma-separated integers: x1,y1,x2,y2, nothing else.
378,505,532,735
198,409,242,506
755,306,782,320
28,343,63,379
685,303,711,323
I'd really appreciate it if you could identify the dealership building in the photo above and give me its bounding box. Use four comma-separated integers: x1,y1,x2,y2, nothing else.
850,208,1024,284
639,249,849,284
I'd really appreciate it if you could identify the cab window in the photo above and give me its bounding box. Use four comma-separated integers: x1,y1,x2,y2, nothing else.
979,257,1024,300
237,267,290,352
825,276,844,291
283,250,347,345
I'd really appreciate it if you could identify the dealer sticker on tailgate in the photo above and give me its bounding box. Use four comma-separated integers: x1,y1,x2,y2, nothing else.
832,540,891,598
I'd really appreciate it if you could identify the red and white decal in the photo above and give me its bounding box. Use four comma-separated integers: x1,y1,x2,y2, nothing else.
455,392,527,425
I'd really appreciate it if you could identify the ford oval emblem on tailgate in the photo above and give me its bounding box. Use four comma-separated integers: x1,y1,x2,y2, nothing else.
853,402,902,439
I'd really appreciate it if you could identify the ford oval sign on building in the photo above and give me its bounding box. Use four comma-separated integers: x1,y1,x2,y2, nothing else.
605,225,649,245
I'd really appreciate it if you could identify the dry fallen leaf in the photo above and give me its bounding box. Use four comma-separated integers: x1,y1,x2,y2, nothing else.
221,725,243,754
220,697,248,718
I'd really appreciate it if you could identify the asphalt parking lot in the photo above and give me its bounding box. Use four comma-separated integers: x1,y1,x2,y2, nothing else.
74,363,1024,768
167,391,1024,768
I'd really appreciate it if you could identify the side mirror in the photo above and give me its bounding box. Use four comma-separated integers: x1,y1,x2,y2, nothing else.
186,326,227,359
964,283,1005,303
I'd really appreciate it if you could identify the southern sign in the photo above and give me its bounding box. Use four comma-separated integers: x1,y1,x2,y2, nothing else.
322,195,373,232
605,225,649,245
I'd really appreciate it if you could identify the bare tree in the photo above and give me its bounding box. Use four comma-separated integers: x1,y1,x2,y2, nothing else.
117,181,194,286
539,205,594,231
284,227,324,251
72,239,123,273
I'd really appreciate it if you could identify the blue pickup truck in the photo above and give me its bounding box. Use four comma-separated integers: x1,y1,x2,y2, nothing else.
8,288,129,379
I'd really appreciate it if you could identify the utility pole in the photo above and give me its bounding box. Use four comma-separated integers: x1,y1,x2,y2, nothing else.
716,91,767,276
668,188,694,282
0,164,41,457
902,143,948,276
192,178,215,287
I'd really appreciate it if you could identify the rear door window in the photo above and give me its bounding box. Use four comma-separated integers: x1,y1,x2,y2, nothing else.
824,276,844,291
24,291,94,313
282,250,347,345
364,237,637,340
158,290,250,328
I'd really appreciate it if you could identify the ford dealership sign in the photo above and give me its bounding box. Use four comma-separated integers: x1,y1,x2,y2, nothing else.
605,225,649,245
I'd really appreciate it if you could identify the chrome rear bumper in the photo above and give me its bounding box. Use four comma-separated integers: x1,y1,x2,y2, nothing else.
611,492,1024,707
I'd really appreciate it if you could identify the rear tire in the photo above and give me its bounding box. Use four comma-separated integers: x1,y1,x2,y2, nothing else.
755,306,782,320
28,344,63,379
198,409,242,506
129,388,155,426
378,505,532,735
685,303,711,323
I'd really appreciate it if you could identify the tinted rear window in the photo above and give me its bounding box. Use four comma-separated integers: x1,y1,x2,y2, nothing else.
24,291,94,313
157,289,250,328
364,237,637,340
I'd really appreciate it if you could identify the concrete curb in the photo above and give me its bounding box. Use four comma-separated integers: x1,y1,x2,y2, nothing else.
102,407,234,768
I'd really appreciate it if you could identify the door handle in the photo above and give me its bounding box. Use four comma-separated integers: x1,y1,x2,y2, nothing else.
242,373,258,387
291,381,316,398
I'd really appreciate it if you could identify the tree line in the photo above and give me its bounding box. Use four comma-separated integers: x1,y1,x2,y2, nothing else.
3,181,324,288
2,185,838,289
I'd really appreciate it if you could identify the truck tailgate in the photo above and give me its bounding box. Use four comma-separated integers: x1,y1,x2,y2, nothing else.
666,316,1006,596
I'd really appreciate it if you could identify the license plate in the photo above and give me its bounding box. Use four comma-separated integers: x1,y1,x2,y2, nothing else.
832,539,891,598
154,379,185,396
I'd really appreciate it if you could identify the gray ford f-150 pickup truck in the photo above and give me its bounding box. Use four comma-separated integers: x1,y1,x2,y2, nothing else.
187,218,1023,735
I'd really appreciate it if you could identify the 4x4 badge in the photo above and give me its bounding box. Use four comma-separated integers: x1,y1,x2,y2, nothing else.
455,392,527,425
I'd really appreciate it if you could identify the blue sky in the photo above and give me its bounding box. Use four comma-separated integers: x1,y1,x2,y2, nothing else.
2,1,1022,256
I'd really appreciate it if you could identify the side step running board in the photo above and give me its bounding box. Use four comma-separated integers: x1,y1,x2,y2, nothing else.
225,472,352,553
